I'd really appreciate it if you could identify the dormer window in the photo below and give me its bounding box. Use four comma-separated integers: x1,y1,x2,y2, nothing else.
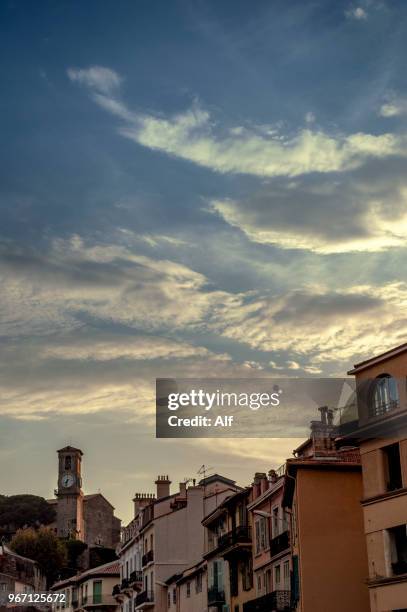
369,374,399,418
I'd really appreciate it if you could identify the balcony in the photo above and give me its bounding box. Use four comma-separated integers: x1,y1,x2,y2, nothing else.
141,549,154,567
270,530,290,557
129,570,143,586
135,590,154,608
121,578,130,590
217,525,252,556
208,586,226,606
82,595,118,608
243,590,291,612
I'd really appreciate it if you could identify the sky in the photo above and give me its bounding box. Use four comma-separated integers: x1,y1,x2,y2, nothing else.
0,0,407,523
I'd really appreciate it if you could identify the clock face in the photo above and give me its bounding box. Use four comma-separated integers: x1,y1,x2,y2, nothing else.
61,473,75,488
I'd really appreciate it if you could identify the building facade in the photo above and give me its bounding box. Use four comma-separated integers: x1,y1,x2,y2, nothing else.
0,543,45,599
114,474,240,612
283,408,370,612
347,342,407,612
51,559,120,612
244,468,291,612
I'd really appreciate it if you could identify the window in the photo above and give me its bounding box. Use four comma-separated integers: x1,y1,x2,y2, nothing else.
275,565,281,586
186,582,191,598
195,572,202,593
388,524,407,575
272,507,279,537
283,561,290,587
370,375,399,418
64,455,72,470
255,517,268,552
167,591,171,608
172,589,176,604
384,443,403,491
257,574,261,592
242,557,253,591
93,581,102,605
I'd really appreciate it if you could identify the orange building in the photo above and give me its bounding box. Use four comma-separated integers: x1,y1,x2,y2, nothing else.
283,408,370,612
346,342,407,612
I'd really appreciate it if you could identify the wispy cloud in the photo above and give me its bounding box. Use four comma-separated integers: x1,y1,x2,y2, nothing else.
345,6,368,20
67,66,122,95
67,65,405,179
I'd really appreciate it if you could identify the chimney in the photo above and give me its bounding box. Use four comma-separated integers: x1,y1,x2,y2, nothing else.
179,482,187,497
268,469,278,484
133,493,155,517
155,475,171,499
253,472,267,498
318,406,328,425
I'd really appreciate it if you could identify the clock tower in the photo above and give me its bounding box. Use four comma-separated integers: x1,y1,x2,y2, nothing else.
56,446,85,541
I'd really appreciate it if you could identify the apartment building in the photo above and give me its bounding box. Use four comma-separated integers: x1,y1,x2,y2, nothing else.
114,474,240,612
165,560,207,612
346,342,407,612
51,560,119,612
244,468,290,612
0,542,45,597
283,408,370,612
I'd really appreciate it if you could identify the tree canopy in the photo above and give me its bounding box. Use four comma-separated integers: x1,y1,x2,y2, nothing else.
0,495,56,532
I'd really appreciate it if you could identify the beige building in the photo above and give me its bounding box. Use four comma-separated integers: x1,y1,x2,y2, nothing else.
165,560,207,612
346,342,407,612
51,560,120,612
0,542,46,600
115,473,240,612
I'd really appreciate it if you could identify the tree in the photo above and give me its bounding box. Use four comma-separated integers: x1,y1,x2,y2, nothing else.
0,495,56,534
10,527,67,587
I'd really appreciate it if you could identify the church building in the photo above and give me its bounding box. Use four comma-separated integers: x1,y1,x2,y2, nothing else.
47,446,121,550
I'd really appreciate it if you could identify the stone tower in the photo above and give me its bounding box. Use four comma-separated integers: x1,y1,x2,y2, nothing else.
56,446,85,541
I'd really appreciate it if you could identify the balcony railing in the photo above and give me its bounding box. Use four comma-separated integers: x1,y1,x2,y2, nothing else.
129,570,143,584
135,590,154,606
141,549,154,566
208,586,226,606
369,399,399,419
121,578,130,590
270,530,290,556
82,594,117,607
217,525,252,551
243,590,291,612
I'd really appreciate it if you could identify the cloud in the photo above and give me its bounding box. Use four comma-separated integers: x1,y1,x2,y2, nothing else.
379,96,407,118
214,283,407,367
209,159,407,253
67,66,122,95
345,6,368,20
68,66,405,179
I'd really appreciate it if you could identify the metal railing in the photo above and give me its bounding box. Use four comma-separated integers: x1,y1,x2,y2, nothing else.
270,530,290,556
135,590,154,606
243,590,291,612
207,586,226,605
217,525,252,550
129,570,143,584
141,549,154,566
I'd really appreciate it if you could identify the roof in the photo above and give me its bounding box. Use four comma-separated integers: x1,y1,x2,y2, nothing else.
282,455,361,509
348,342,407,375
51,560,119,590
0,544,38,566
199,474,237,487
57,446,83,455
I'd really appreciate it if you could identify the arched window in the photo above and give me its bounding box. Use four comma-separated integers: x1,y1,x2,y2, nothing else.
65,455,72,470
369,374,399,418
